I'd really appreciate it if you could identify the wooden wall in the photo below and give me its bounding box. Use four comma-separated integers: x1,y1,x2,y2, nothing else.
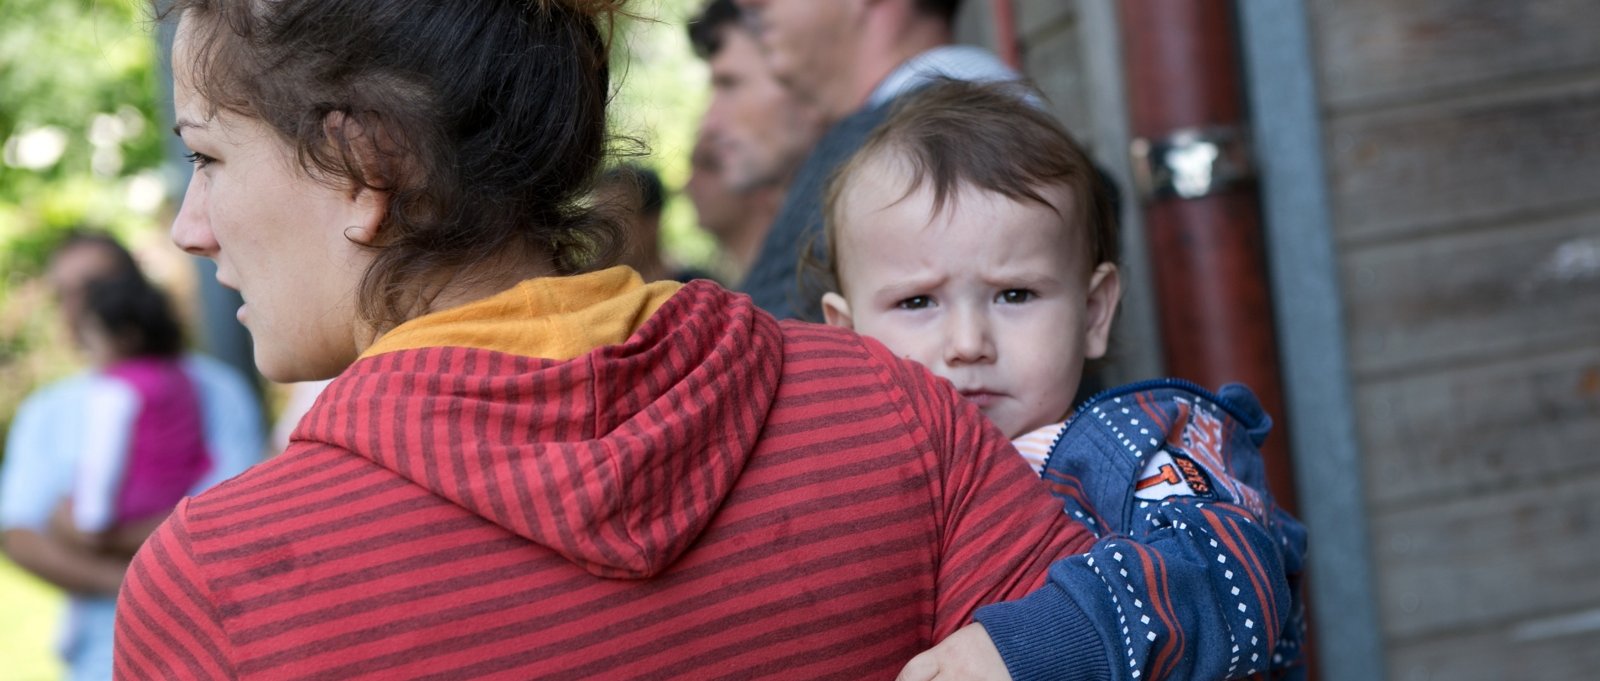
965,0,1600,679
1309,0,1600,678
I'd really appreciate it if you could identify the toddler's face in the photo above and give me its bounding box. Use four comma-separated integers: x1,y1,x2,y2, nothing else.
824,172,1119,439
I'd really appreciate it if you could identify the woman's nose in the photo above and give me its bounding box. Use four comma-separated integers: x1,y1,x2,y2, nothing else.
170,175,217,257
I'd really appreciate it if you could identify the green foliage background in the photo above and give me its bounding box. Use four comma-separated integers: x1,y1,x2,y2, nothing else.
0,1,711,675
0,0,171,464
613,0,717,268
0,0,166,252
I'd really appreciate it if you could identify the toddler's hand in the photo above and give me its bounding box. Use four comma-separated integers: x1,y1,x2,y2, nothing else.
897,623,1012,681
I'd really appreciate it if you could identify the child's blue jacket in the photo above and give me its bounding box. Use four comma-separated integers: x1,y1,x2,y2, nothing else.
977,380,1309,681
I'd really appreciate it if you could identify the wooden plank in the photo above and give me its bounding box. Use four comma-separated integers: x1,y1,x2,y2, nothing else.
1018,0,1074,43
1325,78,1600,244
1371,469,1600,640
1308,0,1600,108
1240,4,1390,678
1387,613,1600,681
1077,0,1165,386
1341,208,1600,376
953,0,996,51
1357,345,1600,509
1025,30,1092,142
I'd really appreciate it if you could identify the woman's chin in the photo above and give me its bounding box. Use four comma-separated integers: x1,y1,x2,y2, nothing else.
255,352,317,385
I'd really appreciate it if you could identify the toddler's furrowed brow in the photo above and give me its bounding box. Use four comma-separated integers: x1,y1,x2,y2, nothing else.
980,270,1061,290
867,273,948,303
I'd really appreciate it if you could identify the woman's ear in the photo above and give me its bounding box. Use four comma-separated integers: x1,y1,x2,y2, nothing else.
323,111,390,245
340,188,388,246
1082,263,1122,360
821,292,854,329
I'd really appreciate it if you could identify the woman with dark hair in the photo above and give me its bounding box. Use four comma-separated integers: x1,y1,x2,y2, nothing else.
121,4,1093,677
113,2,1278,679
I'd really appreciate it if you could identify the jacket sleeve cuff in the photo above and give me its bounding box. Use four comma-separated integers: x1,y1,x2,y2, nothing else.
975,587,1113,681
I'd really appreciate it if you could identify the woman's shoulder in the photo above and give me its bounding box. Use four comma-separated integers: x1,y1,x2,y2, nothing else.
178,441,385,536
774,318,924,386
773,318,879,357
770,319,944,414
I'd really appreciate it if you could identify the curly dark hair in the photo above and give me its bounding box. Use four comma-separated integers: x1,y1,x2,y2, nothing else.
599,164,666,219
161,0,631,330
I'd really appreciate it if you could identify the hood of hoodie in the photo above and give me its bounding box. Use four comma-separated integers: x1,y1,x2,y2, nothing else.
295,271,785,579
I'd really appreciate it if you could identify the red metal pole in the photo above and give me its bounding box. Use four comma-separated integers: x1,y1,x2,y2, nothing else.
1118,0,1301,515
990,0,1022,71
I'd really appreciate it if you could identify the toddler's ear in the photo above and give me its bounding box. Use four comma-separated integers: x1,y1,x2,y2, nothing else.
821,292,854,329
1083,263,1122,360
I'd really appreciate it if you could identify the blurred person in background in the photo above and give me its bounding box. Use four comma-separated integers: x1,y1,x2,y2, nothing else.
686,0,824,284
689,0,824,196
733,0,1023,320
55,272,213,556
0,232,263,681
596,163,715,283
684,131,782,280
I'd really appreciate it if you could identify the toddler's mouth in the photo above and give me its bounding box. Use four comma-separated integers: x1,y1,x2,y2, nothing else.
958,389,1003,408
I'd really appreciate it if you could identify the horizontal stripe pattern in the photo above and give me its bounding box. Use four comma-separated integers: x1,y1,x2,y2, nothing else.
116,283,1091,679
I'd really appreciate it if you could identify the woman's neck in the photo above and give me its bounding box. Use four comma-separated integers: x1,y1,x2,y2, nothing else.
355,252,560,354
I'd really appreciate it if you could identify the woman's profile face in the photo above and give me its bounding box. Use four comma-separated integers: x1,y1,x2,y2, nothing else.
168,17,383,382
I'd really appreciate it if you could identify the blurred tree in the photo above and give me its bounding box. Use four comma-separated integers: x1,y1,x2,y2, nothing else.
0,0,168,450
611,0,716,270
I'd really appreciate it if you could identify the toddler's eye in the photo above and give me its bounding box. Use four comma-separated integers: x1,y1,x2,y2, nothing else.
996,289,1036,304
895,295,934,310
184,151,215,168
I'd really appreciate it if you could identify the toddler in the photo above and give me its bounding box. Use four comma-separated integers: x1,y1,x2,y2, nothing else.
820,79,1309,680
819,85,1120,470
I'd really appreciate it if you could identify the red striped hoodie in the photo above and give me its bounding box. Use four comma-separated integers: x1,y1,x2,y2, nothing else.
115,272,1097,679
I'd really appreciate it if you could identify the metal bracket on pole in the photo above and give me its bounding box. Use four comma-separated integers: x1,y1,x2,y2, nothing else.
1130,125,1255,202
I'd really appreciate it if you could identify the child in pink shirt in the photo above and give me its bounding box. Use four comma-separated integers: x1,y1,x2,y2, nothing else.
70,274,211,538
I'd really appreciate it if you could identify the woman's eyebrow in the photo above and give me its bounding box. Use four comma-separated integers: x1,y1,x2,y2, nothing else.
171,120,204,137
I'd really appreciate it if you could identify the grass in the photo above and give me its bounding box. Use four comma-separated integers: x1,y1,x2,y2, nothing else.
0,557,66,680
